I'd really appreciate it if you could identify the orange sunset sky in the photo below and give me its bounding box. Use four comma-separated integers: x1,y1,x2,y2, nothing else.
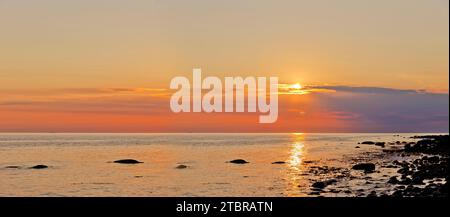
0,0,448,132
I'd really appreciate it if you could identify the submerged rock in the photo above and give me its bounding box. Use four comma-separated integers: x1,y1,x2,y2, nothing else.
352,163,375,172
228,159,249,164
361,141,385,147
5,165,21,169
113,159,143,164
29,165,48,169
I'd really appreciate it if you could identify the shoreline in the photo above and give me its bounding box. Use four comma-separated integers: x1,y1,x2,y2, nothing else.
306,135,448,197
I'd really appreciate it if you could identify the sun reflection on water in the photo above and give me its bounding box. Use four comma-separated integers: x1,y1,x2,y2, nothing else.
284,133,308,196
289,142,304,171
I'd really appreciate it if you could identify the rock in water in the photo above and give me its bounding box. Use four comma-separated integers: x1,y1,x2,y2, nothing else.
113,159,143,164
352,163,375,172
5,166,21,169
312,181,326,189
29,165,48,169
228,159,249,164
176,164,188,169
271,161,286,164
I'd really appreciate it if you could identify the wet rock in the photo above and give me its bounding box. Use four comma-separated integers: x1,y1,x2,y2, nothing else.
29,165,48,169
312,182,326,189
311,179,337,189
352,163,376,172
303,160,315,164
388,176,399,184
113,159,143,164
228,159,249,164
176,164,188,169
375,142,385,147
271,161,286,164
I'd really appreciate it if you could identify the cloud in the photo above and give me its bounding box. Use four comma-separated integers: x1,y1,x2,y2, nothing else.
0,85,448,132
306,85,422,94
301,85,449,132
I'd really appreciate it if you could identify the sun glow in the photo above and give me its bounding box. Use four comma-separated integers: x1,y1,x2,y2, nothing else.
290,83,302,90
281,83,310,95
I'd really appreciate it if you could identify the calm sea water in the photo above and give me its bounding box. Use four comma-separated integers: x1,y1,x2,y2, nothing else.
0,133,426,196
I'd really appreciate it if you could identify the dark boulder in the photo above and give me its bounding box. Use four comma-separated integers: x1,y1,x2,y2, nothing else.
228,159,249,164
113,159,143,164
312,181,326,189
352,163,376,172
29,165,48,169
271,161,286,164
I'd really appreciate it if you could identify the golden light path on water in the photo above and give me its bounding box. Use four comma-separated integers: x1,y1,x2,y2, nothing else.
289,133,305,170
285,133,307,196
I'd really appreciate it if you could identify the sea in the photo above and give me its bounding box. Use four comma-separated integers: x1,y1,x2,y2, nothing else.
0,133,434,196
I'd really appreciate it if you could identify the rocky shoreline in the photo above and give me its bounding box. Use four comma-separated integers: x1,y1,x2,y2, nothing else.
388,135,448,197
308,135,449,197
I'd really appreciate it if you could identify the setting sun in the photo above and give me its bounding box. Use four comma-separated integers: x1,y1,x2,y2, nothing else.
290,83,302,90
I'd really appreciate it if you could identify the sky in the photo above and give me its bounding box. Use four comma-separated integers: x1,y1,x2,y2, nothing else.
0,0,448,132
